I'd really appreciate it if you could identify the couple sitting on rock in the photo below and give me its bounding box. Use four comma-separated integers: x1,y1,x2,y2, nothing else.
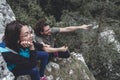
0,18,89,80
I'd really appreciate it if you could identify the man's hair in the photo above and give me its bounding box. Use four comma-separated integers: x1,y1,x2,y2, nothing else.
34,18,49,36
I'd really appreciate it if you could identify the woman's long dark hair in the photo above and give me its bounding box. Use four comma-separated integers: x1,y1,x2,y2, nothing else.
4,20,27,52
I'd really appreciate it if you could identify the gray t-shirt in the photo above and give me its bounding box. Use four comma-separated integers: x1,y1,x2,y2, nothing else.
35,27,60,47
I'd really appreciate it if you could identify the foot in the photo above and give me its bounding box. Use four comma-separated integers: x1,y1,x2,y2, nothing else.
40,76,48,80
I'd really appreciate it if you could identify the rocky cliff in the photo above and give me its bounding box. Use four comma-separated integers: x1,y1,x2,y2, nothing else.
0,0,15,80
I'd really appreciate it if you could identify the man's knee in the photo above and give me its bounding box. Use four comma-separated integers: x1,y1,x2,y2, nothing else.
64,52,70,58
58,51,70,58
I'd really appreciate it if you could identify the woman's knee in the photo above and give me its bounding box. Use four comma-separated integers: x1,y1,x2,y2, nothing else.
41,52,49,59
37,51,49,59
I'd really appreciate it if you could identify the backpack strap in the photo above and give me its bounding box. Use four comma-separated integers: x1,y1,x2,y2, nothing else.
0,47,18,54
0,41,18,54
0,47,10,53
6,47,18,54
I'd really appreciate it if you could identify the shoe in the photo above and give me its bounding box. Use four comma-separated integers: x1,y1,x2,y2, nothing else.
40,77,47,80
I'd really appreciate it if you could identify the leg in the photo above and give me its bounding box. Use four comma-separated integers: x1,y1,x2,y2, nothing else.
37,51,49,77
50,51,70,58
12,67,40,80
57,51,70,58
29,67,40,80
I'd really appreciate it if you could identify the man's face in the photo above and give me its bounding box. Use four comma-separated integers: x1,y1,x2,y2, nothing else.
41,25,51,36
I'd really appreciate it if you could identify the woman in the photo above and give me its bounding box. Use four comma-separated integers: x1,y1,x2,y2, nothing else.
1,20,48,80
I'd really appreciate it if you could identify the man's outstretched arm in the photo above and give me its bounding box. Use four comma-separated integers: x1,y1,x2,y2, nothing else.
59,24,90,32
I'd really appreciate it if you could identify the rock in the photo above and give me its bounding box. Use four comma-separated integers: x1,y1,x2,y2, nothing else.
0,0,15,33
45,52,96,80
0,53,15,80
100,29,120,53
0,33,4,42
0,0,15,80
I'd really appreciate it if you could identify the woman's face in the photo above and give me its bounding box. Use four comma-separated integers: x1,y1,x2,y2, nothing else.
19,25,33,43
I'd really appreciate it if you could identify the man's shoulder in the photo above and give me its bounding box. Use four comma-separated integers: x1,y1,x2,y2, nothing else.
51,27,60,34
35,35,43,42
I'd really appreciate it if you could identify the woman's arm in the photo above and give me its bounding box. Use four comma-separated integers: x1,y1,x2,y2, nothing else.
34,42,68,53
2,51,37,70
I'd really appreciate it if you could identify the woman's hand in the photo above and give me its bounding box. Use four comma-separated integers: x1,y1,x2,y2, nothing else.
20,41,35,50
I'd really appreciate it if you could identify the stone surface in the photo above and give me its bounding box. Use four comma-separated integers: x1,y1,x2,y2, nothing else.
0,0,15,80
100,29,120,53
0,0,15,33
0,53,15,80
45,52,96,80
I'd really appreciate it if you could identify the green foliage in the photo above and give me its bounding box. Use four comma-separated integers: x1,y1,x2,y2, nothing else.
44,16,56,27
7,0,44,27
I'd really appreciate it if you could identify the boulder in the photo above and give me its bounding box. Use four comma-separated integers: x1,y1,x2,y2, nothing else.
45,52,96,80
0,0,15,80
0,53,14,80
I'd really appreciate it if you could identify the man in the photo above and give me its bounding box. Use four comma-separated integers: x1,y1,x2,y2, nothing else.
34,18,90,59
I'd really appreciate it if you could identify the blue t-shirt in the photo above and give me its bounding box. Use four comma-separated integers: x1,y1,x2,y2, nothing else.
19,48,30,58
